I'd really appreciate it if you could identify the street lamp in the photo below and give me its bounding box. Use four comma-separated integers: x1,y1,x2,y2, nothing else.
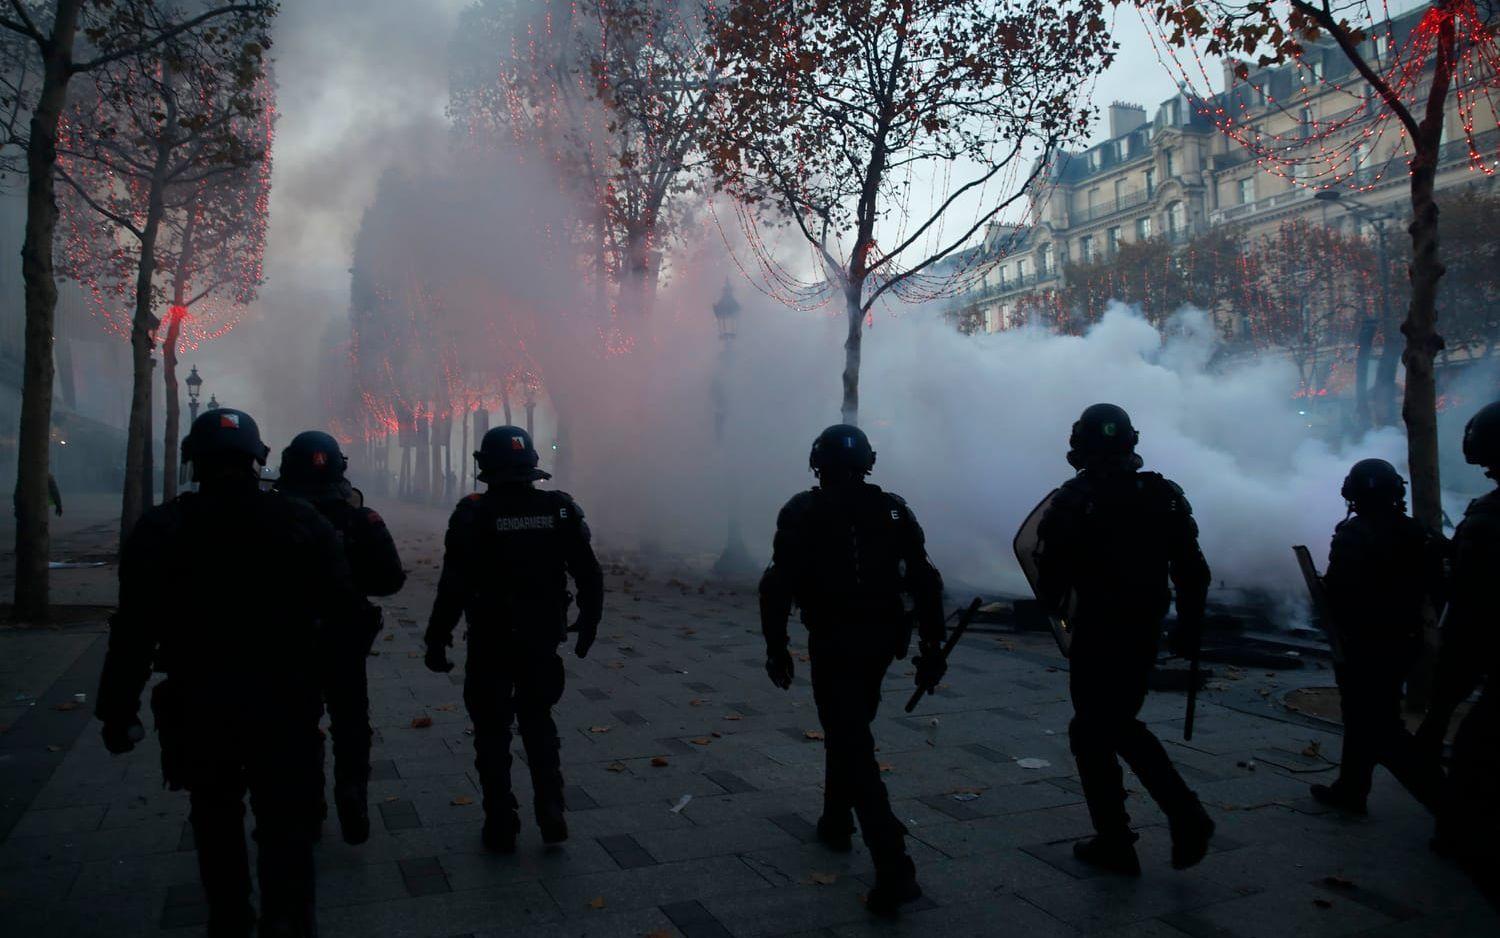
206,393,220,412
710,280,753,576
185,365,204,423
1314,190,1401,428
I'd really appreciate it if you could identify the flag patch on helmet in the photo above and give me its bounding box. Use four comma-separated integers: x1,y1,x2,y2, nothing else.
510,437,525,450
312,452,328,467
219,413,240,428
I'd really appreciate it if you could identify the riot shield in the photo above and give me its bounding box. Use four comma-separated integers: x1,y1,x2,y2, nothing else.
1014,489,1075,657
1292,545,1344,664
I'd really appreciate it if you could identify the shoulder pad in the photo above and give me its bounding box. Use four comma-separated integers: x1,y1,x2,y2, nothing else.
548,490,584,518
879,490,912,518
1141,472,1192,514
463,492,484,504
777,489,819,522
357,506,387,528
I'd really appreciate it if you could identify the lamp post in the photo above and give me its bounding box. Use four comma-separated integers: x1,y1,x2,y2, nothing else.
206,393,220,412
1314,190,1401,427
185,365,204,423
711,280,754,576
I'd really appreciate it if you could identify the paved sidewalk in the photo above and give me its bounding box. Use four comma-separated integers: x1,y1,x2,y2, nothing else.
1,499,1496,937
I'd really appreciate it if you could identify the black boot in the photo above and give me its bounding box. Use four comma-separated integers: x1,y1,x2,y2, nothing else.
865,854,922,918
1170,807,1215,870
816,814,854,853
1073,834,1141,876
334,783,369,846
536,791,568,844
1310,783,1368,816
482,810,521,853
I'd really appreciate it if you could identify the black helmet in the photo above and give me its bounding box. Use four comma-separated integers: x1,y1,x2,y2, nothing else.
475,425,550,483
1067,403,1139,469
278,430,349,494
181,408,270,467
809,424,875,478
1462,401,1500,468
1341,458,1406,508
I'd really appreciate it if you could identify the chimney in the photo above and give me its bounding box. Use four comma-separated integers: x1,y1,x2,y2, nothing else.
1108,102,1146,139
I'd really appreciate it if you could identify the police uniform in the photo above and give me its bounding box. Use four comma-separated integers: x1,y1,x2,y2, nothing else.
760,425,944,916
96,410,363,938
425,427,603,849
277,431,407,845
1428,490,1500,876
1034,404,1213,873
1316,466,1443,812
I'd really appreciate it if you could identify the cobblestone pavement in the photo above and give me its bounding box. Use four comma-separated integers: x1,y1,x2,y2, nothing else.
2,499,1496,937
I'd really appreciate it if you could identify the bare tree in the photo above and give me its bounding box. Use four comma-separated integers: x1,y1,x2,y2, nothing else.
0,1,277,619
705,0,1114,423
1131,0,1500,531
55,17,274,537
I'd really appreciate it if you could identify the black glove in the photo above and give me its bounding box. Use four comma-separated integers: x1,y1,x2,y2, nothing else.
765,649,794,689
572,617,599,659
54,505,62,517
913,644,946,689
101,719,144,755
424,642,454,673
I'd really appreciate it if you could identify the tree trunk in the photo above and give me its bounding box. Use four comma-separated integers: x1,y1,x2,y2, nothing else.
162,199,200,502
525,401,536,437
120,163,171,541
12,3,84,620
161,311,184,502
459,406,468,494
1402,17,1454,537
841,288,864,425
501,389,512,426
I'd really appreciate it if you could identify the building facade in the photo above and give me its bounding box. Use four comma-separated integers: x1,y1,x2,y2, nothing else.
947,4,1497,333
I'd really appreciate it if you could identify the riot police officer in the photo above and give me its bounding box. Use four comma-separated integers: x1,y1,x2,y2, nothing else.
760,424,946,918
1419,402,1500,896
1311,458,1443,814
1034,404,1214,875
96,410,363,938
276,430,406,845
424,426,603,852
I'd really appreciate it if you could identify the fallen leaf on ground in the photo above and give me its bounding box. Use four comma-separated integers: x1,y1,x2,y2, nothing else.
384,795,398,802
690,737,712,745
723,714,742,721
587,896,606,910
1313,899,1333,909
52,701,79,711
435,703,457,712
711,731,722,738
1045,667,1059,673
689,698,707,707
407,651,421,658
878,762,894,772
590,725,613,734
451,795,474,806
607,761,627,773
945,786,985,795
1323,875,1355,889
650,756,670,767
805,871,839,885
804,730,825,741
1301,741,1322,758
47,744,62,752
606,661,625,670
410,716,433,729
382,633,394,642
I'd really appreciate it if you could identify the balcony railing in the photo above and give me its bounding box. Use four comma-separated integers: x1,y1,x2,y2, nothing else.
1073,187,1153,224
1209,185,1315,225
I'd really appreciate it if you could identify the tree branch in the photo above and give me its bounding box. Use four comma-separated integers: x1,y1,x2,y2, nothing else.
1289,0,1420,139
72,3,269,74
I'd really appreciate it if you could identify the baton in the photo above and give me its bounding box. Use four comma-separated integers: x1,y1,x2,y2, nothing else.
905,597,983,713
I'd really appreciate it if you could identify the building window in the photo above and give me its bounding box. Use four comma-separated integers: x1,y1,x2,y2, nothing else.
1167,201,1186,234
1145,168,1156,196
1088,150,1102,170
1080,236,1095,263
997,265,1007,287
1114,179,1126,202
1107,226,1121,255
1136,216,1153,239
1237,177,1255,205
1017,257,1029,280
1087,188,1100,210
1300,106,1314,138
1039,244,1053,275
1164,148,1177,178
